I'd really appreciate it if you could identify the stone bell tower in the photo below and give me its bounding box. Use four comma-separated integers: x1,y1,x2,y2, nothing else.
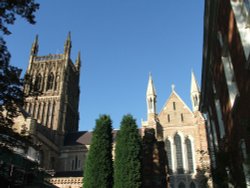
24,33,81,143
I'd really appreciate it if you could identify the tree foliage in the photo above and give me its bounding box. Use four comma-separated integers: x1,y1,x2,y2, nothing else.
114,114,142,188
0,0,39,127
83,115,113,188
0,38,24,127
0,0,39,35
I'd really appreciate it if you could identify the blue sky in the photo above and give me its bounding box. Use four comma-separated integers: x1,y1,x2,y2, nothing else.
5,1,204,131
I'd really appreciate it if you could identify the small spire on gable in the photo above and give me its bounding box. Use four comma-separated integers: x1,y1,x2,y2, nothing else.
171,84,175,92
146,73,157,115
147,72,156,97
190,70,200,111
191,70,200,94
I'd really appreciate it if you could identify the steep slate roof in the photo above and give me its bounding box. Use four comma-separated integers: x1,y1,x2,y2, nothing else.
64,130,119,146
64,131,88,146
63,129,144,146
75,131,93,145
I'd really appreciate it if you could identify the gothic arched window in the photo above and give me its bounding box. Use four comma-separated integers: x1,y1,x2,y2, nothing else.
54,75,59,91
35,74,42,91
178,182,185,188
47,72,54,90
166,139,173,174
186,138,194,173
190,182,196,188
174,134,184,174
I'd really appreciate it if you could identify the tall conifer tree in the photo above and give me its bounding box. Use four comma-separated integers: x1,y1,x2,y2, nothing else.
83,115,113,188
114,114,142,188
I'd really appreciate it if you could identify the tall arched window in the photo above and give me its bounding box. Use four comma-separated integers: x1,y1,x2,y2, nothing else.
190,182,196,188
186,138,194,173
174,134,184,174
45,102,50,127
47,72,54,90
50,102,55,129
54,75,59,91
166,139,173,174
178,182,185,188
35,74,42,91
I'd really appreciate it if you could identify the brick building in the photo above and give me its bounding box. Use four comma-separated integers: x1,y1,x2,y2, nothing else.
142,73,211,188
200,0,250,187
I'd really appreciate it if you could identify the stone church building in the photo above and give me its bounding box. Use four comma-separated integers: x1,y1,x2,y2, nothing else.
142,74,211,188
13,34,210,188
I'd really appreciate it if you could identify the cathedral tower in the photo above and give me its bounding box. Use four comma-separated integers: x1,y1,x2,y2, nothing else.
24,33,81,140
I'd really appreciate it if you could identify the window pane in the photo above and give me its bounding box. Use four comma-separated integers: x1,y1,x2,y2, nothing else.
174,134,184,174
166,139,172,174
186,138,194,173
178,182,185,188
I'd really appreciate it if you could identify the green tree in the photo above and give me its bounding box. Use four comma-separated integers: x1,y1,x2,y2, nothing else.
114,114,142,188
83,115,113,188
0,0,39,127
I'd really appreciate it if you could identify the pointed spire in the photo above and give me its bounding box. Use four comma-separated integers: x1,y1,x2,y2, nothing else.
190,70,200,111
171,84,175,92
75,51,81,70
30,34,39,56
66,31,71,43
146,73,157,115
147,72,156,97
191,70,200,94
64,32,72,56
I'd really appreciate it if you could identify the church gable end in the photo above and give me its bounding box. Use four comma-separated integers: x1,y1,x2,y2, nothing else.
158,91,194,127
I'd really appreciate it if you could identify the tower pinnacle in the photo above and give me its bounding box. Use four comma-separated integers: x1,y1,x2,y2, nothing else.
64,32,72,56
30,34,39,56
190,71,200,111
147,73,156,97
75,51,81,71
146,73,157,114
